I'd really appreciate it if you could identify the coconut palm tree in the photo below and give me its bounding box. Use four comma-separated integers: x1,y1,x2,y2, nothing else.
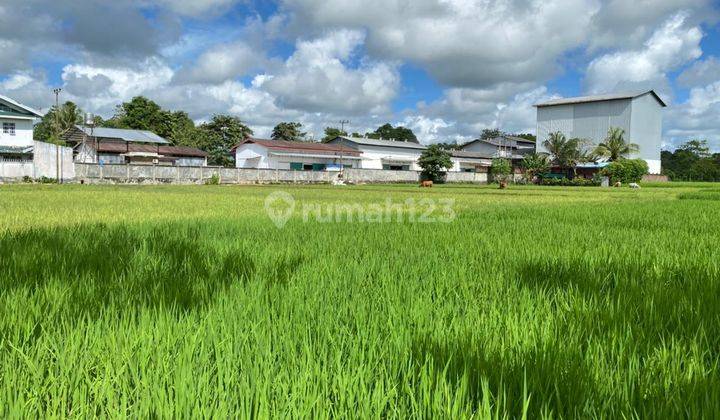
543,132,594,176
594,127,639,161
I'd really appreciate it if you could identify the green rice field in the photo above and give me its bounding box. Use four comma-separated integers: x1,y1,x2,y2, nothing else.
1,182,719,418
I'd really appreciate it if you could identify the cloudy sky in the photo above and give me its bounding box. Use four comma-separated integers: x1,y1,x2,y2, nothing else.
1,0,719,149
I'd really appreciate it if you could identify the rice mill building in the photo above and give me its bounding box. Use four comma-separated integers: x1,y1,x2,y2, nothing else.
535,90,666,174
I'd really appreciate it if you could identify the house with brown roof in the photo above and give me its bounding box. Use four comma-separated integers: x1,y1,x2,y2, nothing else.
63,126,208,166
233,138,361,171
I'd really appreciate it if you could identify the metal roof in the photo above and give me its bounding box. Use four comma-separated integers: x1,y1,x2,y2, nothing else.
460,135,535,150
332,136,427,150
450,150,493,159
76,125,169,144
95,142,207,157
0,94,44,117
0,145,33,154
534,90,667,108
233,138,361,156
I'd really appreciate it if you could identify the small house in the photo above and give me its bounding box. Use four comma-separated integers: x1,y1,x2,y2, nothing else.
233,138,361,170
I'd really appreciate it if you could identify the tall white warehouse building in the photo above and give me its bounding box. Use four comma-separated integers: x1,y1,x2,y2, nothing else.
535,90,665,174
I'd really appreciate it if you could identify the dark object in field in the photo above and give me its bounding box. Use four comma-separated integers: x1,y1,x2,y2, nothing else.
420,180,433,187
499,181,508,189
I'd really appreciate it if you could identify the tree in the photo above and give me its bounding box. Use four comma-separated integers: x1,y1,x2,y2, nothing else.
104,96,195,144
417,144,453,182
661,139,718,181
367,123,418,143
513,133,536,142
680,139,710,158
542,132,592,176
594,127,639,161
272,122,306,141
34,101,83,142
490,158,512,183
322,127,347,142
521,153,551,181
196,115,254,167
480,128,502,140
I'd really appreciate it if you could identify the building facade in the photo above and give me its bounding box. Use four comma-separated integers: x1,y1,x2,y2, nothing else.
234,139,361,170
64,126,208,166
0,94,43,162
326,136,427,170
535,90,665,174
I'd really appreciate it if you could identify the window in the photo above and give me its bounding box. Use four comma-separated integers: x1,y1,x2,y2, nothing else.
383,164,410,171
290,162,303,171
3,122,15,136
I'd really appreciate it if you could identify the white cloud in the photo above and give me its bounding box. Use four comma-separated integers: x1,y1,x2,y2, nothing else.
663,81,720,149
280,0,599,88
261,29,400,115
173,41,266,84
677,56,720,87
585,12,702,94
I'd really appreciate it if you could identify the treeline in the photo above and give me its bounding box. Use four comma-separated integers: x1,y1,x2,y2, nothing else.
35,96,421,166
662,140,720,182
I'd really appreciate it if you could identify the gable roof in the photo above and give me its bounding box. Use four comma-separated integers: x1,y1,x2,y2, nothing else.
331,136,427,150
0,94,44,118
94,142,207,157
233,138,361,156
534,90,667,108
461,135,535,150
75,125,169,144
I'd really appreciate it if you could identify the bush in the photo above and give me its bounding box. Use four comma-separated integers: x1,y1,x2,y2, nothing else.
539,176,600,187
601,159,649,184
205,173,221,185
38,176,57,184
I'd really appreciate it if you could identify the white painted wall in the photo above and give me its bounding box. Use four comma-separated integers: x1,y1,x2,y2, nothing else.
0,117,34,148
536,95,662,174
630,93,663,174
352,145,423,170
235,143,357,169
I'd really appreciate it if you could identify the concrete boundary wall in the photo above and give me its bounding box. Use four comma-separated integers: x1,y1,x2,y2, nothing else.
0,141,74,182
74,163,489,185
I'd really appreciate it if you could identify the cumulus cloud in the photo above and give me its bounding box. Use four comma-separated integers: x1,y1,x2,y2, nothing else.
260,29,400,115
280,0,599,88
585,12,702,94
173,41,266,84
664,81,720,149
677,56,720,87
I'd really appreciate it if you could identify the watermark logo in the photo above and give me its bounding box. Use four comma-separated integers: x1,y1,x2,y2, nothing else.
264,191,455,228
264,191,296,228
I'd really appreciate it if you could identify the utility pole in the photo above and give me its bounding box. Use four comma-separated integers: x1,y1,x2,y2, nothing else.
339,119,350,134
53,88,62,183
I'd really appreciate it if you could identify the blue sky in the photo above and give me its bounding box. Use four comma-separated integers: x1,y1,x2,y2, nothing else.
1,0,719,149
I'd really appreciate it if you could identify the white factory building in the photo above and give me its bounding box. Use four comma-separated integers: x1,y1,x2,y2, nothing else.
535,90,665,174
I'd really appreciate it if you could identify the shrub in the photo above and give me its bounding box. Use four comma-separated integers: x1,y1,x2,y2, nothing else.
38,176,57,184
601,159,648,184
539,176,599,187
205,173,221,185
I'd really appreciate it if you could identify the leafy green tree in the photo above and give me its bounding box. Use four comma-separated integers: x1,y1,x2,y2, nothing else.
104,96,195,144
272,122,306,141
480,128,503,140
513,133,536,142
490,158,512,183
322,127,347,142
594,127,639,161
680,139,710,158
367,123,418,143
417,144,453,182
34,101,83,142
521,153,551,181
195,115,254,167
661,140,718,181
